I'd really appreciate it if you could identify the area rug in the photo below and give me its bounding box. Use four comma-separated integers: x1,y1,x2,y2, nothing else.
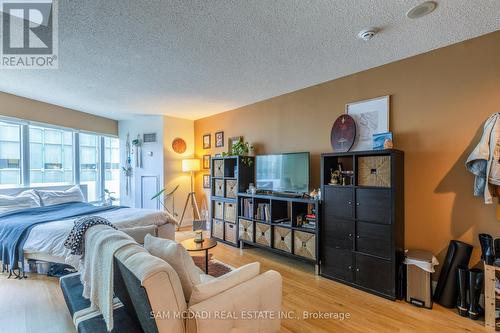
192,255,233,277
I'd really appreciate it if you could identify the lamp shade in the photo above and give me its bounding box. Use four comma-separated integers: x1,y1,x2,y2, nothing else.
182,158,200,172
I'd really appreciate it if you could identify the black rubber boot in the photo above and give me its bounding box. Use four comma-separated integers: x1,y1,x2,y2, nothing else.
468,268,484,320
479,233,495,265
495,239,500,266
457,266,469,317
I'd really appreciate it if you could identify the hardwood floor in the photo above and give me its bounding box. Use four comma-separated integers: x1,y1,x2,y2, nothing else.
0,241,489,333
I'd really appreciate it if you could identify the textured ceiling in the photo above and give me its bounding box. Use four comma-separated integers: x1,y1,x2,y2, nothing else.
1,0,499,120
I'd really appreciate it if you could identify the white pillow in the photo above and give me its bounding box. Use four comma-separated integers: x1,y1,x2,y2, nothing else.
37,185,85,206
144,234,201,301
0,189,41,213
189,262,260,305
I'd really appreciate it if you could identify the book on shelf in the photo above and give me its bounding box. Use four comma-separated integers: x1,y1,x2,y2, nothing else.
241,198,254,219
301,223,316,230
255,203,271,222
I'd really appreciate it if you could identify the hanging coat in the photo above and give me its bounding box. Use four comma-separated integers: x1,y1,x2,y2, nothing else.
465,113,500,204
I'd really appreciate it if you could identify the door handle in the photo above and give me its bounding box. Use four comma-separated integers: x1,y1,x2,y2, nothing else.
356,268,360,272
356,235,360,239
348,233,353,237
347,201,352,205
356,202,360,206
348,265,352,270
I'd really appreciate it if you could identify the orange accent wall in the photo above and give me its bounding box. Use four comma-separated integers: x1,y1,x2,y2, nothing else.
194,31,500,267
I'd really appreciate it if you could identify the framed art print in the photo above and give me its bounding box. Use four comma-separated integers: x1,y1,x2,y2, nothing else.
346,96,389,151
228,136,242,153
203,174,210,189
203,134,211,149
203,154,210,169
215,131,224,148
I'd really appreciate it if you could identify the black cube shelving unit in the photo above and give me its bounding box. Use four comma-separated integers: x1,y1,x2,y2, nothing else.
238,192,321,268
320,149,404,300
210,156,254,246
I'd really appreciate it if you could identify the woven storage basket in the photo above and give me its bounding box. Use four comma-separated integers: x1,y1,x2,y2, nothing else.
214,179,225,197
255,222,271,246
224,202,236,223
225,179,238,198
213,201,223,220
212,219,224,239
213,159,224,177
239,218,253,242
358,155,391,187
294,231,316,259
224,222,237,244
273,226,292,253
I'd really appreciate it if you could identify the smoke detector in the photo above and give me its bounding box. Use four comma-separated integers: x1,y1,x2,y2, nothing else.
357,28,378,41
407,1,437,19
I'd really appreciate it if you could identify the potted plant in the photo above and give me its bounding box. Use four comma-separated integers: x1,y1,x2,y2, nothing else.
222,138,254,166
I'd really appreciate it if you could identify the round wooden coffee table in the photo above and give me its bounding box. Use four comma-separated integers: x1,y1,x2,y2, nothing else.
180,238,218,273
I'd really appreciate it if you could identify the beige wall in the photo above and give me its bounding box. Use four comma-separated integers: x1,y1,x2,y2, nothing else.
194,30,500,266
0,92,117,135
163,116,196,225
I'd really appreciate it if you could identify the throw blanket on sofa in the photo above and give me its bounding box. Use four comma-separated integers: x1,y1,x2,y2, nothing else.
64,216,117,256
80,225,137,331
0,202,122,272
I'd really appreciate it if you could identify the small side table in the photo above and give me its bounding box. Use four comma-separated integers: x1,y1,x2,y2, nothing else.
180,238,218,274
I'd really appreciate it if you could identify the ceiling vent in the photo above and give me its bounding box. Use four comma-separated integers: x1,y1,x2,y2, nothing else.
357,28,378,41
407,1,437,19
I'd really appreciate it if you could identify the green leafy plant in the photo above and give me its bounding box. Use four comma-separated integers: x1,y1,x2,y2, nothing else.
100,189,117,206
151,185,180,219
222,138,254,166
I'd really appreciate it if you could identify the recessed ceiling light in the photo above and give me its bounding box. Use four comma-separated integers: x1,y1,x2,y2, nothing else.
406,1,437,19
357,28,378,41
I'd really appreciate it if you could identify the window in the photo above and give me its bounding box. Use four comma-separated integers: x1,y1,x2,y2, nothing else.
29,126,73,185
0,117,120,202
0,121,21,187
104,137,120,199
79,133,100,202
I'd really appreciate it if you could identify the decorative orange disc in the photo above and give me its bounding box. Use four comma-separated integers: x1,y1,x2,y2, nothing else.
172,138,187,154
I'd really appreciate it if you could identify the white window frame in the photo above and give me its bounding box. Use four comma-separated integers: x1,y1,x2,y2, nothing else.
0,116,119,202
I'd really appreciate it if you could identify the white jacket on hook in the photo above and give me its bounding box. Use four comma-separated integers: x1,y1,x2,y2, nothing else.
465,113,500,204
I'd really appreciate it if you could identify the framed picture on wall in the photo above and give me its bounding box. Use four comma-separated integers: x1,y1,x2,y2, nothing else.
228,136,243,153
203,134,211,149
203,174,211,189
215,131,224,148
203,154,211,169
346,95,389,151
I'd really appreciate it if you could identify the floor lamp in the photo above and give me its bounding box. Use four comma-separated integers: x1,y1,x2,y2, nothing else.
179,158,201,229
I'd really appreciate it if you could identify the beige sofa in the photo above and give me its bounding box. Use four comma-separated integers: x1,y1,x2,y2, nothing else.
119,243,283,333
62,236,283,333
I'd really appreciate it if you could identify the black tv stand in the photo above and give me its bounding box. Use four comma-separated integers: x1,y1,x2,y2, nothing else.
237,191,320,270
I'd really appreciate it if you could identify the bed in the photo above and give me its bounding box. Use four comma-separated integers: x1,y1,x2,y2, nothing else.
0,185,176,273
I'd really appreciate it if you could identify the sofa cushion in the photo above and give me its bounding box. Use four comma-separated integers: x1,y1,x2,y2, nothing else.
144,234,201,301
189,262,260,305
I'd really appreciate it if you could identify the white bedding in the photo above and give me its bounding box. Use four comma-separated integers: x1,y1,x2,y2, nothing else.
23,208,174,268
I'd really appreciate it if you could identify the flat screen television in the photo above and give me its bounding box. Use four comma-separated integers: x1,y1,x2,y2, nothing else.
256,152,310,194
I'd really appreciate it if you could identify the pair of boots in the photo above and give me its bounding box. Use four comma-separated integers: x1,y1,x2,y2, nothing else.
478,233,500,266
457,266,484,320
